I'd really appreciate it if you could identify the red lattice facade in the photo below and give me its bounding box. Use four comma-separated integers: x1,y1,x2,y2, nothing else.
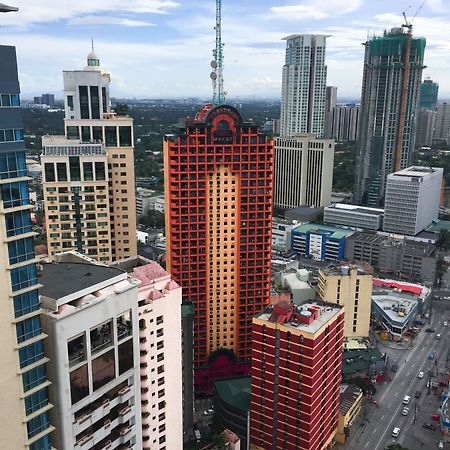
164,104,273,368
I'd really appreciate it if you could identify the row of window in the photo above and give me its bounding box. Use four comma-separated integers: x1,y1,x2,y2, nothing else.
66,124,132,147
0,93,20,107
0,128,23,142
44,159,106,182
0,151,27,180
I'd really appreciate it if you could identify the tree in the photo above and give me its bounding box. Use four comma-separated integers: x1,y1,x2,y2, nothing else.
435,257,448,287
438,229,450,251
114,103,129,116
138,209,165,229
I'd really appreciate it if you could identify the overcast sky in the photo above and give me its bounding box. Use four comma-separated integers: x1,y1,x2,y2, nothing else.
1,0,449,100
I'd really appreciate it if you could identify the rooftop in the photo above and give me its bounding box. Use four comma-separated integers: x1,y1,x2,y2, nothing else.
340,384,363,415
326,203,384,216
427,220,450,233
320,263,370,277
341,348,385,375
390,166,442,179
371,294,418,324
292,222,355,239
39,262,126,302
214,376,251,414
255,300,342,334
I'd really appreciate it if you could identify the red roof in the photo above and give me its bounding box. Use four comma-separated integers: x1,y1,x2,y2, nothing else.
373,278,423,295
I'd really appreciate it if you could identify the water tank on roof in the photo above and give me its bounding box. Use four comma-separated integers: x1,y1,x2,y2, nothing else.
341,266,349,276
300,310,312,317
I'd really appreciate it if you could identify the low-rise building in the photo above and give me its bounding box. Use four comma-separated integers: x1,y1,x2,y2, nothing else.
345,232,437,284
214,376,251,448
271,218,296,252
341,348,386,383
336,384,363,444
317,265,373,338
39,255,143,450
136,188,165,218
291,222,355,261
324,203,384,231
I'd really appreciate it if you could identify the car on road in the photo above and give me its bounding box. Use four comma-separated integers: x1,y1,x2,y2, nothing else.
428,352,435,360
436,333,441,340
402,407,409,416
391,363,398,372
402,395,411,405
425,328,435,332
392,427,400,437
444,321,448,327
439,440,444,449
415,390,422,398
418,371,424,379
423,423,437,431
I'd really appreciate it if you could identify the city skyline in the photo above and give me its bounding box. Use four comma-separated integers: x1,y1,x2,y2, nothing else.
1,0,450,99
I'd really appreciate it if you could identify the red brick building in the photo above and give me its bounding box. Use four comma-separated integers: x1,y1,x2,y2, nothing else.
164,104,273,368
250,300,344,450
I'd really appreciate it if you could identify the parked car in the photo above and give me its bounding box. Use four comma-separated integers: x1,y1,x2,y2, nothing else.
392,427,400,437
425,328,435,332
444,321,448,327
402,395,411,405
415,390,422,398
439,440,444,449
418,371,424,379
402,407,409,416
436,334,441,340
423,423,437,431
391,364,398,372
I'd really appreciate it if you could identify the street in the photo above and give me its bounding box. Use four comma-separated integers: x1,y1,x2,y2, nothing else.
344,296,450,450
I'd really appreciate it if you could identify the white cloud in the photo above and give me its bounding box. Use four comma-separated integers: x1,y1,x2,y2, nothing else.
68,16,154,27
0,0,179,27
271,0,361,20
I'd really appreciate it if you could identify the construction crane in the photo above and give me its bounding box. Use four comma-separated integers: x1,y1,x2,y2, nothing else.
210,0,226,105
394,0,427,171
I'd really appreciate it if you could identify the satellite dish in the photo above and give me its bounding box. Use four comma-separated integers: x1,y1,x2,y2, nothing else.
210,72,217,80
211,60,217,68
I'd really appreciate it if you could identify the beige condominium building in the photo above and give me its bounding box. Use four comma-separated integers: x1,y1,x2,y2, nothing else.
317,266,373,338
42,50,137,262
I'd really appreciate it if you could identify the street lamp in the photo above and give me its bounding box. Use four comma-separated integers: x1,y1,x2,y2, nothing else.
0,3,18,12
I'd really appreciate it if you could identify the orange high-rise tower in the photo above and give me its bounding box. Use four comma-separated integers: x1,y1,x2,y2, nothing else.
164,104,273,367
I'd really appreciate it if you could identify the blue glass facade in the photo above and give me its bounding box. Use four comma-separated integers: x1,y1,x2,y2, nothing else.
0,45,52,448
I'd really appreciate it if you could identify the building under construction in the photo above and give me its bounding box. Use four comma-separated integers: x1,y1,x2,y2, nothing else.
355,27,426,207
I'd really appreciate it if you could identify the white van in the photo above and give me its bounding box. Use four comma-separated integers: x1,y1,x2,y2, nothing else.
392,427,400,437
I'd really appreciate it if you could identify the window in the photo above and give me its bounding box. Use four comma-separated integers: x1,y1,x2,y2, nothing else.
67,95,74,111
79,85,89,119
92,350,115,391
44,163,55,182
68,334,86,367
118,339,134,375
93,126,103,142
5,210,32,237
11,264,37,292
105,126,117,147
0,151,27,179
90,320,113,354
13,291,40,318
8,237,35,265
70,364,89,404
19,341,44,368
119,126,132,147
95,162,106,181
29,435,51,450
69,156,80,181
0,128,23,142
26,412,50,439
22,365,47,392
83,162,93,181
1,181,29,209
0,93,20,107
16,316,41,343
66,126,79,140
102,86,107,113
117,310,132,341
24,388,48,415
90,86,100,119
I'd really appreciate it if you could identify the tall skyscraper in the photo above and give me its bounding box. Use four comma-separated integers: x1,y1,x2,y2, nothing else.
0,45,53,450
330,105,360,141
324,86,337,138
274,134,334,209
434,102,450,145
164,104,273,367
41,50,137,262
383,166,443,236
419,78,438,110
250,300,344,450
355,27,426,206
415,109,436,148
317,266,373,338
280,35,328,138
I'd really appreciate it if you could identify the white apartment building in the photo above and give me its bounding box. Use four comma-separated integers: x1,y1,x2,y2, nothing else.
123,259,183,450
383,166,443,236
39,253,142,450
136,188,164,218
324,203,384,231
280,34,328,138
272,218,296,252
274,134,334,208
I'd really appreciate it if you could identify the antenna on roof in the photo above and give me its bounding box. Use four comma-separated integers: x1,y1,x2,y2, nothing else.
91,37,94,53
210,0,226,105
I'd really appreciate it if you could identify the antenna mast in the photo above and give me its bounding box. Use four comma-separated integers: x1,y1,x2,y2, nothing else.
210,0,225,105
